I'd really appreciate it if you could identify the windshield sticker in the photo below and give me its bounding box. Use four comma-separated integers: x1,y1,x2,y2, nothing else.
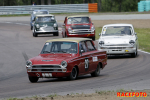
102,27,107,34
92,57,98,62
45,43,50,45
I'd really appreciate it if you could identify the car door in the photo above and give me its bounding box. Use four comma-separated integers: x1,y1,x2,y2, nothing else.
78,41,92,75
85,40,97,72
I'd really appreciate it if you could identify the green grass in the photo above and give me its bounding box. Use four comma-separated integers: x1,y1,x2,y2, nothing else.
0,14,30,17
95,27,150,53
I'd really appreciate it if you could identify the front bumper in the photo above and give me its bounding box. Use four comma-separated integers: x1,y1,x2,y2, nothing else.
26,64,70,78
34,27,58,33
67,29,95,38
99,46,136,54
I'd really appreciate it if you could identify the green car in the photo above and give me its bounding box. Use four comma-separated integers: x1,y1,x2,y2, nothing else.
32,14,58,37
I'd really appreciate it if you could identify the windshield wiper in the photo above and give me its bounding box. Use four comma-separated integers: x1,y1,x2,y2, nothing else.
58,51,67,53
43,51,51,53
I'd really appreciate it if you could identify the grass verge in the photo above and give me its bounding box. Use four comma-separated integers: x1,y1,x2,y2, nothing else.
95,27,150,53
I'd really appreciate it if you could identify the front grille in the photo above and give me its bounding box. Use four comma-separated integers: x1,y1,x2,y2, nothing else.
42,27,54,31
104,44,129,46
71,25,90,29
103,47,126,49
31,65,64,72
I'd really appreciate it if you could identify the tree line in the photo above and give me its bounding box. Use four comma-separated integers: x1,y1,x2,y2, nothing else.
0,0,141,12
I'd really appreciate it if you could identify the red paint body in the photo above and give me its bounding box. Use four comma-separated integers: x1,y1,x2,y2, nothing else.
62,16,95,40
26,39,107,79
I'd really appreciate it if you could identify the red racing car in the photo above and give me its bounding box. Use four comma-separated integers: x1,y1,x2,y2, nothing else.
26,38,107,83
62,15,96,40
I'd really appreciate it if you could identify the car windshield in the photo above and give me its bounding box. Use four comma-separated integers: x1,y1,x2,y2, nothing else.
67,17,90,24
102,26,132,36
41,42,78,54
33,11,48,14
35,16,55,22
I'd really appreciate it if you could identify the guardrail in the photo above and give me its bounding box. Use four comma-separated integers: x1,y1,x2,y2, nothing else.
138,0,150,12
0,3,98,15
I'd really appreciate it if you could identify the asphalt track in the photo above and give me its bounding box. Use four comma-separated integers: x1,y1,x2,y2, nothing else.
0,14,150,99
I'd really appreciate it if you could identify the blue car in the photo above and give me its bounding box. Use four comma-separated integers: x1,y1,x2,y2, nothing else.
30,10,49,30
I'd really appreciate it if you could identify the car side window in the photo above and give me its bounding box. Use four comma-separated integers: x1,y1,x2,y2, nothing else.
79,41,87,53
86,41,96,51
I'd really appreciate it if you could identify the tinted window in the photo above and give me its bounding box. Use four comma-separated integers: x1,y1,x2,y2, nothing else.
41,42,77,54
67,17,90,24
102,26,132,36
86,41,95,51
79,41,87,53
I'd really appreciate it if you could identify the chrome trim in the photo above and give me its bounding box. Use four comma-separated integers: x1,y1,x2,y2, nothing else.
27,64,67,72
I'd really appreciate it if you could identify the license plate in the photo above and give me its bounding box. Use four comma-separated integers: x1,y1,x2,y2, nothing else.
42,73,52,77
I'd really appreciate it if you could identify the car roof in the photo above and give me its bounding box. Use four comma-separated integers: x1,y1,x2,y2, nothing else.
67,15,89,19
35,14,54,17
103,24,133,27
46,38,92,43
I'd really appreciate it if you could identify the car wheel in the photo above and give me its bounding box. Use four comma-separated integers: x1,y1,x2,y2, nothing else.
55,32,59,36
92,36,95,41
33,29,37,37
91,64,101,77
28,76,39,83
68,67,77,80
65,33,67,38
131,47,138,58
31,26,33,30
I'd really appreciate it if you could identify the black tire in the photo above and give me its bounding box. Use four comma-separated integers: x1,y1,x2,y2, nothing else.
65,33,67,38
68,67,77,80
53,32,59,36
33,29,37,37
91,64,101,77
28,76,39,83
131,47,138,58
92,36,95,41
31,26,33,30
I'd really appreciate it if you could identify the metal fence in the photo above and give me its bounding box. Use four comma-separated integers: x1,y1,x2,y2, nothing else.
0,4,90,15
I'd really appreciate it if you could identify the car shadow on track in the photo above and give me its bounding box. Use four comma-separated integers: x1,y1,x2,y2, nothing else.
107,54,139,59
36,74,106,83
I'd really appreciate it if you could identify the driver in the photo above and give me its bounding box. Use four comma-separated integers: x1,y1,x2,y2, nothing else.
69,44,77,53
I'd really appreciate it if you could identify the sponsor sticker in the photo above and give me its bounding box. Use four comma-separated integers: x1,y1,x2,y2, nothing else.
93,57,98,62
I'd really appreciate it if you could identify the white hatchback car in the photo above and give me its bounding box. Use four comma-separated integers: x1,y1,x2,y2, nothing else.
98,24,138,57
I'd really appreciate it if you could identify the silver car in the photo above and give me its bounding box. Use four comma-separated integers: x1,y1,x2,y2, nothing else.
98,24,139,57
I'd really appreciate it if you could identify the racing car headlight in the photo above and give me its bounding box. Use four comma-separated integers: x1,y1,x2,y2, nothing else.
91,25,95,31
61,61,67,68
26,60,32,68
68,27,72,33
129,40,135,45
36,24,40,28
99,41,104,46
53,23,57,27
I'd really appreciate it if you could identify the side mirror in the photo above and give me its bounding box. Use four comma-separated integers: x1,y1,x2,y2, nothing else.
63,23,65,26
80,49,84,56
99,33,101,36
92,22,94,25
135,33,137,35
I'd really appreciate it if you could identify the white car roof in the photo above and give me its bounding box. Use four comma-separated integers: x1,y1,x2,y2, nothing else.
103,24,133,27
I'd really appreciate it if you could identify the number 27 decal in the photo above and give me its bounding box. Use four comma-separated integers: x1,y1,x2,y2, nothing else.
85,58,89,71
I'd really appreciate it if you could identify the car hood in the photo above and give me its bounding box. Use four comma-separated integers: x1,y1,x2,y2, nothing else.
99,36,135,44
35,22,55,27
30,53,77,65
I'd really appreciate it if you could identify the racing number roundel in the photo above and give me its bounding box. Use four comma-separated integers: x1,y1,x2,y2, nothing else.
85,58,89,71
